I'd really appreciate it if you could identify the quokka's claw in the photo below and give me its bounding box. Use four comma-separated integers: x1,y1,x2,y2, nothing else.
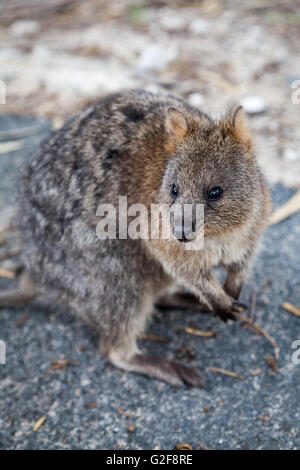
232,300,248,309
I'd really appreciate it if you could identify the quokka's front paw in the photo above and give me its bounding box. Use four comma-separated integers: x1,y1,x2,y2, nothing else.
223,282,242,301
214,299,241,323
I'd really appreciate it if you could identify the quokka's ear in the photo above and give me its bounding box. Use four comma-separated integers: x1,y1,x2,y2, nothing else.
224,106,253,153
165,108,189,143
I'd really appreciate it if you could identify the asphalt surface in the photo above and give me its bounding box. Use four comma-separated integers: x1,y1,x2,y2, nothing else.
0,116,299,450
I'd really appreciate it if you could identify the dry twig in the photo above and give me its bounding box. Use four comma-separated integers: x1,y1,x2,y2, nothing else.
250,368,262,376
138,334,171,343
233,311,279,360
0,248,21,261
207,367,244,379
184,327,216,338
0,225,14,239
249,293,257,323
265,355,279,372
116,408,132,419
16,313,30,327
270,189,300,225
33,416,46,432
0,267,15,279
282,302,300,318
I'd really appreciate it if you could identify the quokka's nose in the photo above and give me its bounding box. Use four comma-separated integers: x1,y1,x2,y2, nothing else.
173,225,194,243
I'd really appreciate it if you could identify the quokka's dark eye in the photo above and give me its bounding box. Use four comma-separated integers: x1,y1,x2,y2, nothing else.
207,187,223,201
171,184,178,198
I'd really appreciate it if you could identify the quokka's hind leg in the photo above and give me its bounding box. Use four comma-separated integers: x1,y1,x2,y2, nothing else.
0,272,37,308
0,224,23,275
109,348,205,388
0,224,36,307
104,307,205,388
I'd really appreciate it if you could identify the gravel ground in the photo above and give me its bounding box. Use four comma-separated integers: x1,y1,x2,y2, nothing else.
0,116,299,450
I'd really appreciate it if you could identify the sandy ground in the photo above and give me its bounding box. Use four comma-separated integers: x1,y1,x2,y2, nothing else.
0,0,300,186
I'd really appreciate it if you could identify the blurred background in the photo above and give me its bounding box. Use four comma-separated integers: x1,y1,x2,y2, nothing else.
0,0,299,186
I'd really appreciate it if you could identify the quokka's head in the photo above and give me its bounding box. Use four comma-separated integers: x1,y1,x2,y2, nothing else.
158,105,264,242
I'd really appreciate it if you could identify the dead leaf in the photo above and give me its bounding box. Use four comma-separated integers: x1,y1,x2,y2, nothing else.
48,358,79,373
86,403,96,409
174,443,192,450
258,414,271,423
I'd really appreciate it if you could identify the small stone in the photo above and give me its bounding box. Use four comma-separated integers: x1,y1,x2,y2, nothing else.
283,149,299,162
138,45,168,71
80,377,90,387
188,92,204,108
253,376,261,391
189,18,210,35
160,10,186,31
241,96,266,114
10,20,39,37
